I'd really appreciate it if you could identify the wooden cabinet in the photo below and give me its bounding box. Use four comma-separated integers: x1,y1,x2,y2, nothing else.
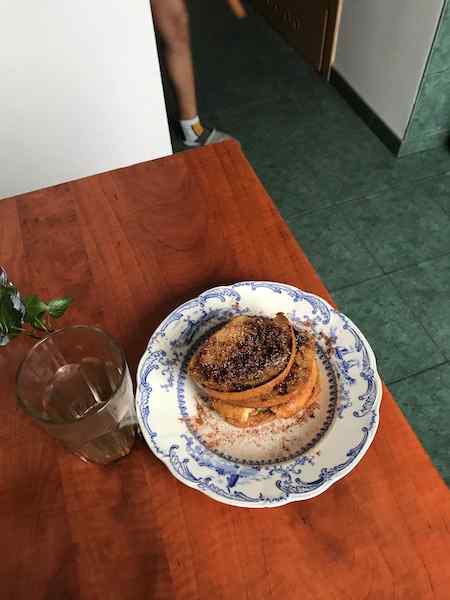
252,0,341,75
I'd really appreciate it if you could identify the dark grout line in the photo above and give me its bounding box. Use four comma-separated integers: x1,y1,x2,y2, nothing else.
286,168,450,221
329,273,387,294
386,360,450,386
284,232,450,297
281,171,450,290
425,65,450,78
282,230,450,297
200,93,288,124
386,259,450,359
384,249,450,277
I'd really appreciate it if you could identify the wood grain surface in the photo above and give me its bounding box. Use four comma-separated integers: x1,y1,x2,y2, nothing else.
1,141,449,600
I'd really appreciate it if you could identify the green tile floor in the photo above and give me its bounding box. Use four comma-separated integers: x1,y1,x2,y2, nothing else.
163,2,450,484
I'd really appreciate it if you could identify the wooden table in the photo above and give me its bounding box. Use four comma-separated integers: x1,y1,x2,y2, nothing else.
1,141,449,599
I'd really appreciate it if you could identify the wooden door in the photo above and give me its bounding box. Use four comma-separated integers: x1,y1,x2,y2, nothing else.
252,0,342,76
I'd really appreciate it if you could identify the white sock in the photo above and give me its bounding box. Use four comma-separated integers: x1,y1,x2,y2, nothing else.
179,116,205,146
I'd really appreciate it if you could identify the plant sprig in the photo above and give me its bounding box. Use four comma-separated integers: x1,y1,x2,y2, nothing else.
0,266,72,346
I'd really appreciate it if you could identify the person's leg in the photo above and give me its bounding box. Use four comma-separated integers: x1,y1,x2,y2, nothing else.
151,0,197,120
151,0,233,146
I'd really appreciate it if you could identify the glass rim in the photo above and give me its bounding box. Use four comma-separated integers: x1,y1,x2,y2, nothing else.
16,324,128,425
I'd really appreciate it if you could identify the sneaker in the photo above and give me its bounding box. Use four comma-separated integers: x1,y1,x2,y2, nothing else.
184,127,233,147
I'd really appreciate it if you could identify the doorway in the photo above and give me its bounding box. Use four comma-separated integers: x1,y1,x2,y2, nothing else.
154,0,344,152
251,0,342,77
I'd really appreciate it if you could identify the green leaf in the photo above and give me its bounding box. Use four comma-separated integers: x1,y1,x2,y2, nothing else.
47,297,72,319
0,285,24,342
24,295,48,324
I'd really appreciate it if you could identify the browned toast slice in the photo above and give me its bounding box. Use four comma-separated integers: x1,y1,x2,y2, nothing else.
210,331,316,408
212,329,319,427
213,368,320,428
188,313,294,396
272,358,319,418
210,401,277,428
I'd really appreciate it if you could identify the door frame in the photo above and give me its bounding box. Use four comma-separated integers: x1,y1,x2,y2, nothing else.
322,0,343,78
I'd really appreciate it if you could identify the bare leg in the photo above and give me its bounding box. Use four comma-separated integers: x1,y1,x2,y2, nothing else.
151,0,198,120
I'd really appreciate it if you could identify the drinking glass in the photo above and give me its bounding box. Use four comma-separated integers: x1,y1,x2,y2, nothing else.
16,325,136,464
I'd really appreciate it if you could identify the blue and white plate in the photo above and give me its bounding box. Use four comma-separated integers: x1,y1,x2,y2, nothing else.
136,282,382,507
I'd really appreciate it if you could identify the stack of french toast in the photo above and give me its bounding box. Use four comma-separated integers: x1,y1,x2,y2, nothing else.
188,313,320,428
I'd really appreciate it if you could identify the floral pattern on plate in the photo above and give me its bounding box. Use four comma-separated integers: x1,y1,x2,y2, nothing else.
136,282,382,507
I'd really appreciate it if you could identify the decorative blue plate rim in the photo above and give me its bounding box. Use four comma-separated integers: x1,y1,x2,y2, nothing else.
135,281,382,508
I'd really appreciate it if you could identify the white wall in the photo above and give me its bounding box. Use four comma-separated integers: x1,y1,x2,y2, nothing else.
335,0,445,138
0,1,172,200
